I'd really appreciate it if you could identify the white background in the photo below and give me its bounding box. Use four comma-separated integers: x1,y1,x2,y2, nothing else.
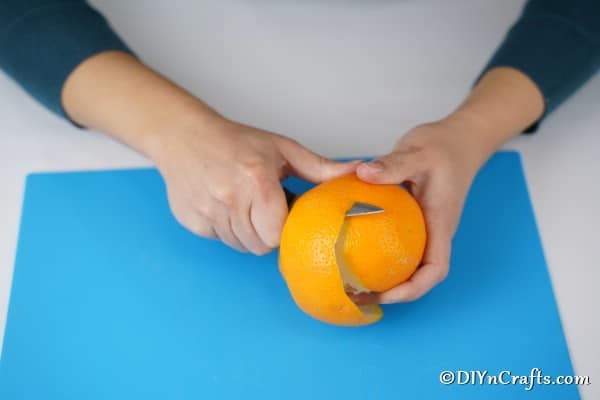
0,1,598,397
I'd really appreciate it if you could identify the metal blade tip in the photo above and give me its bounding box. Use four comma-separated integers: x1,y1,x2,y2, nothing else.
345,202,384,217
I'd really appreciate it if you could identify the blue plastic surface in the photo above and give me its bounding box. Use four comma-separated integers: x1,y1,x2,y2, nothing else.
0,151,579,399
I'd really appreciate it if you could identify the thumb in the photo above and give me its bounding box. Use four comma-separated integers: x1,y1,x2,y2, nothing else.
278,138,360,183
356,151,423,184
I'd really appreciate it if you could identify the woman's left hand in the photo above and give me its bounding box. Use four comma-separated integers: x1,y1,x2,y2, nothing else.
356,115,493,303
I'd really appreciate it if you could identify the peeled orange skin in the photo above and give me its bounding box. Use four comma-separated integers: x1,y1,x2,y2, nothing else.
279,174,427,326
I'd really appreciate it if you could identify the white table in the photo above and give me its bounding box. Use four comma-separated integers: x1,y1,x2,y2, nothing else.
1,1,598,397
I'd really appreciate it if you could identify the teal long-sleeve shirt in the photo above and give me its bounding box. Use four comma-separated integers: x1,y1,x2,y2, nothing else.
1,1,599,126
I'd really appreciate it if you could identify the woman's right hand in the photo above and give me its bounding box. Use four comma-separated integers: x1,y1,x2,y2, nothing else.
60,52,357,255
150,117,359,255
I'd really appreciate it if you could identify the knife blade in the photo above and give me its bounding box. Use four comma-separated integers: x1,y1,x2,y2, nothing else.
283,187,384,217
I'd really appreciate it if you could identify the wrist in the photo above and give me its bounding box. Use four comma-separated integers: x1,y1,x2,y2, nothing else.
431,67,545,169
142,106,227,168
449,67,544,144
442,107,503,152
433,112,497,173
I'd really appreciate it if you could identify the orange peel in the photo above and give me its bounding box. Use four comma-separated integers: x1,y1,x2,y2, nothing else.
279,174,427,326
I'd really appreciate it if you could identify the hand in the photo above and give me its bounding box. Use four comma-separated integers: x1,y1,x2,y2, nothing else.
350,67,544,304
61,52,359,255
355,116,493,303
152,117,359,255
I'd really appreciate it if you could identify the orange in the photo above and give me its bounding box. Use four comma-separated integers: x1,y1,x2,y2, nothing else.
279,174,427,326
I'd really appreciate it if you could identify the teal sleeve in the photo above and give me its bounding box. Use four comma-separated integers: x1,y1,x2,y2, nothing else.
481,0,600,131
0,0,132,120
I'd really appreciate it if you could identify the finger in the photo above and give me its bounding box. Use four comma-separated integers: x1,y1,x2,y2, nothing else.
189,217,218,239
184,213,218,239
356,151,424,184
165,188,218,239
277,138,361,183
250,177,288,248
377,262,449,303
168,200,218,239
230,200,273,255
213,205,248,253
378,206,452,303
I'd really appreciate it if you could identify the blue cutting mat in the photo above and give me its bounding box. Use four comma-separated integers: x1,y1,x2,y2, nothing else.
0,151,579,399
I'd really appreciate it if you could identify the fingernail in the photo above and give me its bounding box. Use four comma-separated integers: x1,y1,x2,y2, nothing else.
366,160,384,171
378,294,396,304
342,159,362,168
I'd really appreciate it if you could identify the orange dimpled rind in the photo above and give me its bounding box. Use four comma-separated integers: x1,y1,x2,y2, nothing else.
279,174,426,326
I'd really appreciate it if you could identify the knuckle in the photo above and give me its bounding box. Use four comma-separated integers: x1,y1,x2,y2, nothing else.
196,201,218,221
383,156,404,172
233,244,249,253
261,242,275,254
317,154,332,173
397,142,444,167
243,161,270,186
211,186,236,208
187,217,213,238
244,165,277,201
282,137,299,147
252,247,272,256
277,136,299,149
